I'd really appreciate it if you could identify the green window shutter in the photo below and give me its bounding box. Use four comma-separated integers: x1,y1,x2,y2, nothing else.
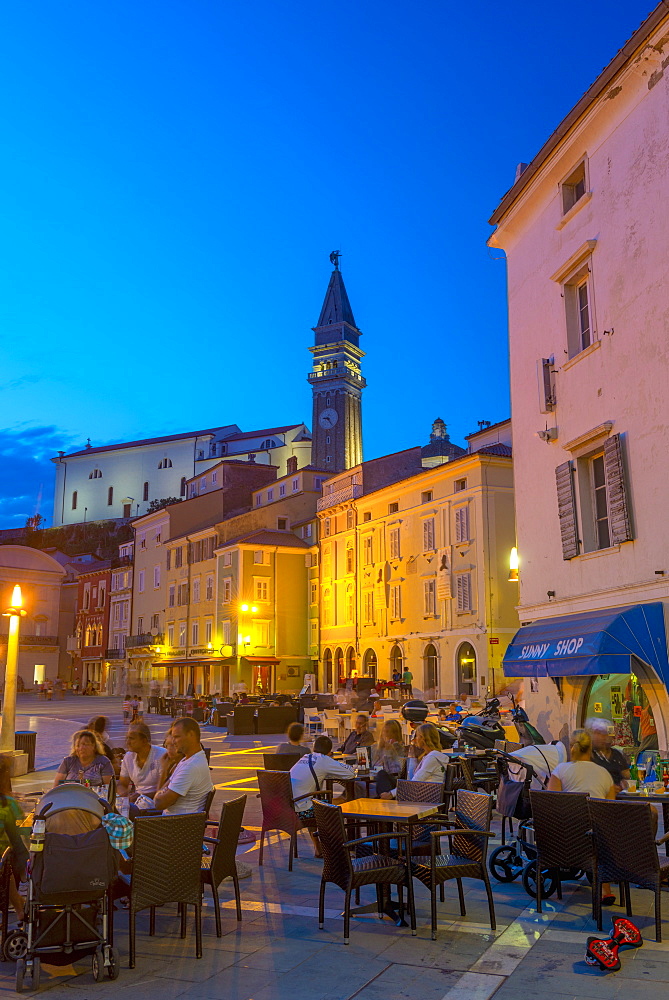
604,433,633,544
555,461,580,559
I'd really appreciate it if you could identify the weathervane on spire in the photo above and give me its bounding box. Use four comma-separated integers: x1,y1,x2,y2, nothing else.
329,250,341,270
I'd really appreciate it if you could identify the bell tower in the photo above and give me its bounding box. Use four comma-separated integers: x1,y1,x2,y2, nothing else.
308,253,365,473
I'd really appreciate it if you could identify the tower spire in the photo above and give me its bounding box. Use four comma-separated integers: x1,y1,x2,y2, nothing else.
308,256,366,473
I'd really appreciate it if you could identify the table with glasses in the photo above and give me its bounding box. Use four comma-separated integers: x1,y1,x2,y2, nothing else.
617,788,669,854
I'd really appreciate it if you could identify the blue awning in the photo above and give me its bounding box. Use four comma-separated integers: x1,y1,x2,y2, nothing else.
503,602,669,686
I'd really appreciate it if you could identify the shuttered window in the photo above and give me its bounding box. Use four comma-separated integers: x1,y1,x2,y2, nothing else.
422,518,435,552
454,505,470,543
423,579,436,615
389,527,400,559
390,585,402,620
555,461,580,559
456,573,472,613
604,433,633,544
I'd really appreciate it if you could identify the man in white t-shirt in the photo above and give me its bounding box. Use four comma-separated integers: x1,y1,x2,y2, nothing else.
153,717,213,816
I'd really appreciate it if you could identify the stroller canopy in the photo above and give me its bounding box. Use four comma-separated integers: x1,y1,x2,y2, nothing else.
36,783,107,820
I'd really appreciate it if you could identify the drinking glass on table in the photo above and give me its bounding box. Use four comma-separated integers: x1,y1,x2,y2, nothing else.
637,764,647,785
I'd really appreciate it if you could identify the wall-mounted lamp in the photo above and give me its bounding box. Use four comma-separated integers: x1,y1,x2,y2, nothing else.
547,590,556,600
508,547,519,583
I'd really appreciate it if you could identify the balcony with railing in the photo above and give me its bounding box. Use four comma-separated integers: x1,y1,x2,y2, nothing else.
317,483,363,511
105,647,126,659
308,366,366,386
125,633,164,649
111,554,133,568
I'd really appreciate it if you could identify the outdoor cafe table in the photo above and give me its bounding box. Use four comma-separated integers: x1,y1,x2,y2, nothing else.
339,798,443,924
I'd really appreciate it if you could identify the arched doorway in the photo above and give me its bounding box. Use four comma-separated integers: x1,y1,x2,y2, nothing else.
424,644,438,698
323,648,333,690
363,648,377,680
389,644,403,681
582,664,657,749
457,642,476,698
335,646,345,684
346,647,357,677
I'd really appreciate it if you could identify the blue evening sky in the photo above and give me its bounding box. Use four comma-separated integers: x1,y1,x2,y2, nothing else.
0,1,655,526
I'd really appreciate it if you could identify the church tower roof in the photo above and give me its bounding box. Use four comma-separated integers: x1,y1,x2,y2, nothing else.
316,267,357,329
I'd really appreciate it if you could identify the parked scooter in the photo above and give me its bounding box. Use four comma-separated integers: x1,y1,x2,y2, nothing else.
508,694,546,746
457,697,506,750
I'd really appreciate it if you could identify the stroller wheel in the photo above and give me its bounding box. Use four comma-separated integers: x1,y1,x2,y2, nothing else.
107,945,120,980
3,929,28,962
488,845,523,882
522,860,558,899
15,958,25,992
92,947,105,982
31,957,41,990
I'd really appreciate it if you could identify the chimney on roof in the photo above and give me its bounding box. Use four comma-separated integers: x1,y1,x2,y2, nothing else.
515,162,529,182
248,454,256,464
286,456,298,475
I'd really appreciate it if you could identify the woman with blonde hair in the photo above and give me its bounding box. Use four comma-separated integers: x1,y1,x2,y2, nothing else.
372,719,405,795
53,730,115,788
380,723,449,799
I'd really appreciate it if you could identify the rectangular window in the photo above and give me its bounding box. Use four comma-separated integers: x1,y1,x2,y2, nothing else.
178,622,186,647
174,547,183,568
454,505,470,543
153,565,160,588
113,602,121,624
222,578,232,603
191,621,199,645
137,616,144,634
205,620,212,643
388,502,399,514
206,576,214,600
323,518,331,537
454,478,467,492
310,620,318,646
143,481,149,502
203,537,215,560
279,484,286,497
421,490,433,503
423,518,435,551
192,578,200,603
363,535,373,565
256,621,270,646
190,484,197,498
389,527,400,559
222,551,232,566
107,486,113,506
267,489,274,501
292,478,299,492
423,579,436,616
456,572,472,613
561,159,587,214
302,523,312,538
168,584,175,608
277,517,287,530
591,454,611,550
140,533,146,550
166,549,171,570
72,491,78,510
138,570,145,593
168,624,174,647
564,268,594,358
255,495,262,506
310,581,318,605
363,591,374,624
390,584,401,620
200,477,207,493
363,511,371,522
253,550,265,564
222,619,231,644
151,613,160,629
98,585,106,608
254,578,269,601
178,583,188,605
212,471,218,485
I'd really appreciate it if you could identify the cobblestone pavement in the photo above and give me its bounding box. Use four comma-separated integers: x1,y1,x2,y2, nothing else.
0,694,667,998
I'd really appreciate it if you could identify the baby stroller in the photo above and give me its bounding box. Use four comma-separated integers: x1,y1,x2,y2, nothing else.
11,784,120,992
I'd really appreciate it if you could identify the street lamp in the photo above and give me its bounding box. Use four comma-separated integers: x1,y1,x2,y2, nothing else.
1,586,27,754
508,547,519,583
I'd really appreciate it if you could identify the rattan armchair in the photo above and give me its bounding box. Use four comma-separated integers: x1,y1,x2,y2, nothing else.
113,812,207,967
529,790,593,914
257,770,331,870
588,797,669,940
202,794,246,934
396,779,448,853
313,799,416,945
409,789,496,939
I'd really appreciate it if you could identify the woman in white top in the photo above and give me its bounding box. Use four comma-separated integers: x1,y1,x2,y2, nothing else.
117,722,167,813
547,728,616,903
380,724,450,799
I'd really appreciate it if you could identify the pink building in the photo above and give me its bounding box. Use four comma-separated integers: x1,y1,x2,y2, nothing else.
489,5,669,743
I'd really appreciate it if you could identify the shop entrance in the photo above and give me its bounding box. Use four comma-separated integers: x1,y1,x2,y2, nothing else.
252,663,273,695
582,669,658,750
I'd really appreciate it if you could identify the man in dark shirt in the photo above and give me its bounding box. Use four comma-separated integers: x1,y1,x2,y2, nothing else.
586,718,630,789
339,714,375,755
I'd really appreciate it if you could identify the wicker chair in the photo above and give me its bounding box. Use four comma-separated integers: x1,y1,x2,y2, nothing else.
257,770,331,870
396,779,448,853
410,789,496,939
113,812,207,967
529,790,593,914
202,794,246,934
588,797,669,940
313,799,416,945
461,757,500,795
263,753,300,771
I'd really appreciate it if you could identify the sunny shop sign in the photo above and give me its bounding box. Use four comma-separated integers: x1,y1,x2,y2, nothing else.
519,637,585,660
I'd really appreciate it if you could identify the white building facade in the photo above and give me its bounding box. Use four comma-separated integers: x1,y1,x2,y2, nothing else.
51,423,312,526
489,5,669,744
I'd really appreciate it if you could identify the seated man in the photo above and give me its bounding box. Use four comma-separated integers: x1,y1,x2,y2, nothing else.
289,735,354,856
276,722,310,758
339,714,375,755
153,717,213,816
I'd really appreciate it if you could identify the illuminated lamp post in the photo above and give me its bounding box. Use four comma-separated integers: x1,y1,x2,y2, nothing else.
508,547,519,583
1,586,27,754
